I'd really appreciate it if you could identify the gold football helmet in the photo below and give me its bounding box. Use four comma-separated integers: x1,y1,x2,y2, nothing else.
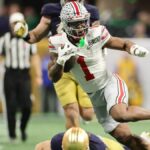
62,127,89,150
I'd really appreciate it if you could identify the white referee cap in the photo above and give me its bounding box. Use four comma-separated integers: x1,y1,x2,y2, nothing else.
9,12,25,24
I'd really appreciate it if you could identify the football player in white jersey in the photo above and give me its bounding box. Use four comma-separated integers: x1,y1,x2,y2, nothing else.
48,2,150,150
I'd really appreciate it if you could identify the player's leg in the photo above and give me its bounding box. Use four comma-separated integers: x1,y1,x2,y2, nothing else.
54,73,80,128
92,103,150,150
109,74,150,122
104,74,150,149
89,74,150,150
63,103,80,128
77,84,94,121
110,104,150,122
19,73,32,141
35,140,51,150
109,123,150,150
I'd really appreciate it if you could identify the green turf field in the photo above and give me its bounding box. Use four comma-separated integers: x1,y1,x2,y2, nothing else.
0,113,150,150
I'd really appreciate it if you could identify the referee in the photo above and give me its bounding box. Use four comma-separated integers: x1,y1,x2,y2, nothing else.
0,12,42,142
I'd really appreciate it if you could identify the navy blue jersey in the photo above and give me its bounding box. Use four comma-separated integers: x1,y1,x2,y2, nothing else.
41,3,100,35
51,132,106,150
50,132,131,150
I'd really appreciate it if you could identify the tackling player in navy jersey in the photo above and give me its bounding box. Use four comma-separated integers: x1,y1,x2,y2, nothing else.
35,127,130,150
14,0,100,129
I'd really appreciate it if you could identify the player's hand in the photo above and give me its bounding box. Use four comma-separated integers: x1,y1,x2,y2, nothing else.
56,44,76,66
14,21,28,38
130,44,149,57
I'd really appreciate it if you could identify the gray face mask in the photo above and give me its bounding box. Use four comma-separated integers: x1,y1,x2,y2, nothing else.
65,19,89,39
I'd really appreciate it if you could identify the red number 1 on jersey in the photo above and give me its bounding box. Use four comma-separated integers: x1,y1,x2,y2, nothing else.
77,56,95,81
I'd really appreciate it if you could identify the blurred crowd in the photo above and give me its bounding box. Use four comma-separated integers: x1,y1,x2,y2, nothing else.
97,0,150,37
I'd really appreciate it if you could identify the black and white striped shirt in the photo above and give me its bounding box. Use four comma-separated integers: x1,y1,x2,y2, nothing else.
0,32,37,69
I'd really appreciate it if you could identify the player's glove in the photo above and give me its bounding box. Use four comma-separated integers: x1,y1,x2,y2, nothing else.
14,21,28,38
130,44,149,57
56,44,76,66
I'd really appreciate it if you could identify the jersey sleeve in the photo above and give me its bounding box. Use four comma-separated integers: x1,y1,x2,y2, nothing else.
41,3,61,16
100,25,111,47
51,133,64,150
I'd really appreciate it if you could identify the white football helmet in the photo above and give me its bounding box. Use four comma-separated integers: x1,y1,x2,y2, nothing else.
62,127,89,150
60,1,90,39
60,0,84,6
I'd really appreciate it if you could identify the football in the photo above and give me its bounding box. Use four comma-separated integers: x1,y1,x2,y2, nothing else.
64,56,76,72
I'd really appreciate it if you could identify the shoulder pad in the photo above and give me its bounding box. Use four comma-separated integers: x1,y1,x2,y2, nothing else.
89,25,102,37
84,4,100,23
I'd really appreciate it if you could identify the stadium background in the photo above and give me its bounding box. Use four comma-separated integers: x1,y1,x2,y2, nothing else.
0,0,150,150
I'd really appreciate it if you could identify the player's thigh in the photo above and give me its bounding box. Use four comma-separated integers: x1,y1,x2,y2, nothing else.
77,84,93,108
54,73,77,106
104,74,129,115
94,105,120,133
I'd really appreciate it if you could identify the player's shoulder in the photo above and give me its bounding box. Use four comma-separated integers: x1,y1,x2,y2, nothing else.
49,32,67,52
51,132,64,150
49,33,65,45
84,4,98,12
41,3,61,16
88,133,107,149
89,25,106,36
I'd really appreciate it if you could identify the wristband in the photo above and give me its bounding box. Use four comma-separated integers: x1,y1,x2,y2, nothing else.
23,33,30,42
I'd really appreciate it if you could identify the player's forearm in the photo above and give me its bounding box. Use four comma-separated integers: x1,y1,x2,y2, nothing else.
106,37,149,57
48,64,63,83
105,37,134,53
27,26,49,44
26,16,51,44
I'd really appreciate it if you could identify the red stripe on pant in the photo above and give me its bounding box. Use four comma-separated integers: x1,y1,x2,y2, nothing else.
115,74,125,104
